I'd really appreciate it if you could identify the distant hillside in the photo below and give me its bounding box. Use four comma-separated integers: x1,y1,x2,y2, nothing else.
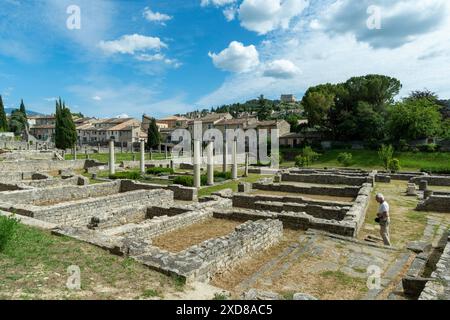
5,108,43,116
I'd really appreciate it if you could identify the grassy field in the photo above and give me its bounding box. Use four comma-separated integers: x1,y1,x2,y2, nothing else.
198,173,265,197
65,152,167,163
281,148,450,171
0,222,182,300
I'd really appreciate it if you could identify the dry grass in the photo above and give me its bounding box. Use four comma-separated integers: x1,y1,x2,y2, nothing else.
151,218,241,253
358,181,427,247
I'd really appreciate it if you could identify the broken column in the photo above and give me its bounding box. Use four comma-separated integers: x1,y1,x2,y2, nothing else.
193,139,201,188
232,138,238,180
223,139,228,173
419,180,428,191
140,140,145,175
243,152,249,177
109,139,115,175
207,140,214,186
406,183,417,196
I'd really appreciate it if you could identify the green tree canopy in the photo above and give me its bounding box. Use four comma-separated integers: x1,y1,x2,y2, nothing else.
9,109,27,136
387,98,443,141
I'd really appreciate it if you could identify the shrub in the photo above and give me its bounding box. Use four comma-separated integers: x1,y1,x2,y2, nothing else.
146,167,174,175
0,215,20,252
214,171,232,180
337,152,353,167
295,146,319,167
378,144,394,170
388,158,401,172
109,171,141,180
172,175,207,187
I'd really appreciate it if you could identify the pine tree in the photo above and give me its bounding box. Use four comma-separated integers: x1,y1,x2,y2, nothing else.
0,95,8,132
55,98,77,149
146,117,160,150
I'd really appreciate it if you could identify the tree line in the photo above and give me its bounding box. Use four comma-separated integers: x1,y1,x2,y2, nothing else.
300,74,450,145
0,95,78,150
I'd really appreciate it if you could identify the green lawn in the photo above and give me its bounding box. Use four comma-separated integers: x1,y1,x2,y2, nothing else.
0,222,180,300
198,174,265,197
281,148,450,171
65,152,167,163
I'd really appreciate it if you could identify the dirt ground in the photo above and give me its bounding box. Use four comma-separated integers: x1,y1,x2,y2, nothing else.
151,218,241,253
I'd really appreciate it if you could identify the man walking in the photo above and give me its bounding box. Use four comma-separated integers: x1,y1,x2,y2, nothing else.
375,193,391,246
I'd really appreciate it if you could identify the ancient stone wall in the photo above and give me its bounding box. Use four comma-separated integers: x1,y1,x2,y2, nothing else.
31,189,172,226
420,234,450,300
416,195,450,213
411,176,450,187
134,219,283,283
18,176,88,188
253,182,360,198
120,180,197,201
281,173,369,186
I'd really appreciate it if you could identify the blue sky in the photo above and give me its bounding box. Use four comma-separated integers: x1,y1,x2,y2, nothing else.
1,0,450,118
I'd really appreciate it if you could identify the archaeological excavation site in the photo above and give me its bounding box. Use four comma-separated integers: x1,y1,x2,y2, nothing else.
0,142,449,302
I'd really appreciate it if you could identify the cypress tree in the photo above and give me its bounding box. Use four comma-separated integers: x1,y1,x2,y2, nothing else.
55,98,77,149
0,95,8,132
146,117,161,150
19,99,27,118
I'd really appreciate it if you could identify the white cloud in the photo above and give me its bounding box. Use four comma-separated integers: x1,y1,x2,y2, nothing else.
238,0,309,34
98,34,167,55
116,113,129,118
92,96,102,101
44,97,57,102
223,6,238,21
320,0,449,48
208,41,259,73
136,54,182,68
263,59,301,79
143,7,172,25
201,0,237,7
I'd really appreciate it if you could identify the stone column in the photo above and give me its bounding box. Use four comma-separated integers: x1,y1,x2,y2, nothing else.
232,138,238,180
97,143,100,153
222,139,228,173
109,139,115,175
206,140,214,186
243,152,249,177
165,144,168,159
140,140,145,175
193,139,201,189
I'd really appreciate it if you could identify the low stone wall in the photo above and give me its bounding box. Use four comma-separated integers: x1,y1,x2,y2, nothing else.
133,219,283,282
281,172,370,186
411,176,450,187
25,189,173,226
18,176,88,188
121,159,173,169
232,194,349,220
0,181,122,205
289,168,370,177
253,182,360,198
343,183,372,236
416,195,450,213
420,234,450,300
213,209,356,237
0,183,25,192
120,180,197,201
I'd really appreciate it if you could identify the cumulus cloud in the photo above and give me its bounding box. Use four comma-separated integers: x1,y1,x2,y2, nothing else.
92,95,102,101
143,7,172,25
223,6,238,21
320,0,449,48
98,34,166,55
238,0,309,34
263,59,301,79
208,41,260,73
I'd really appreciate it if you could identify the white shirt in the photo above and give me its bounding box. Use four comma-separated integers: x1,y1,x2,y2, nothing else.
378,201,390,220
